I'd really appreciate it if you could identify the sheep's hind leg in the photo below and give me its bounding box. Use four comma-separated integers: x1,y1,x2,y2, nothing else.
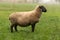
11,24,15,32
31,23,36,32
14,25,18,32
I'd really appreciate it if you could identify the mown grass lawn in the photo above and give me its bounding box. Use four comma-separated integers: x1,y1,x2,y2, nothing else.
0,3,60,40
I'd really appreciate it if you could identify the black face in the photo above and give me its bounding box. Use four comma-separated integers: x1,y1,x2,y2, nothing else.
39,6,47,12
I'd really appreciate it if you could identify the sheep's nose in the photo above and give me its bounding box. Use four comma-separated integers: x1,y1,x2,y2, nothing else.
45,10,47,12
46,10,47,12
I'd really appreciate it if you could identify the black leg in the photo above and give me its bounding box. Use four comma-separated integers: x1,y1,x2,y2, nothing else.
11,24,14,32
31,24,36,32
14,25,18,32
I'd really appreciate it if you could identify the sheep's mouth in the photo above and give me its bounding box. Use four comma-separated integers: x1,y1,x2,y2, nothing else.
44,10,47,12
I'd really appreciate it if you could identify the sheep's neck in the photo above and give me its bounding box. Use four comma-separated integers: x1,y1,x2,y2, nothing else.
34,8,42,18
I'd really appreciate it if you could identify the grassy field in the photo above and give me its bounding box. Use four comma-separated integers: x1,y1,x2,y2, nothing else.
0,3,60,40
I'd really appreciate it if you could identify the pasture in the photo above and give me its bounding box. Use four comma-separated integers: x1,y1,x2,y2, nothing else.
0,3,60,40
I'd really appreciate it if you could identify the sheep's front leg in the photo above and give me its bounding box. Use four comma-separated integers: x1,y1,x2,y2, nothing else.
31,23,36,32
11,24,14,32
14,25,18,32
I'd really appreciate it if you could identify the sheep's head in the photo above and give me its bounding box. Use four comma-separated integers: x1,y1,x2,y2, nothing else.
39,6,47,12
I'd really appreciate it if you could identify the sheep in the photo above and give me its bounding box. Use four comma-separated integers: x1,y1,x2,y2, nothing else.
9,5,47,32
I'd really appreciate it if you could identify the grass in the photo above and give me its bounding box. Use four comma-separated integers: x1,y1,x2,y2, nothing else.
0,3,60,40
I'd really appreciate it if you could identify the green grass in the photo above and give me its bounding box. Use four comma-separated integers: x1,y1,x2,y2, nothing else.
0,3,60,40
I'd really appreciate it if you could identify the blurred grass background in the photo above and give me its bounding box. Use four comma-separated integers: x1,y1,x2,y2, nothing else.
0,3,60,40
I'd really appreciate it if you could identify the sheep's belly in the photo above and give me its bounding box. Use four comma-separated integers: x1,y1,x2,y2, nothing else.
18,23,31,27
17,21,38,27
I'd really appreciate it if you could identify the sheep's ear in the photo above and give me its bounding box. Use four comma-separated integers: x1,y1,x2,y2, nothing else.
39,6,44,9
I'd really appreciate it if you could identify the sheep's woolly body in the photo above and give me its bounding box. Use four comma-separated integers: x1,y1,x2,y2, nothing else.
9,5,42,26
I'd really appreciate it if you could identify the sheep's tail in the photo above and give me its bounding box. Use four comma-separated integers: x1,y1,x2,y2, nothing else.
9,18,10,20
9,17,11,21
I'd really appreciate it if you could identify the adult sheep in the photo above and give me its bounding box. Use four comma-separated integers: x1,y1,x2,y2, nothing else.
9,5,47,32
